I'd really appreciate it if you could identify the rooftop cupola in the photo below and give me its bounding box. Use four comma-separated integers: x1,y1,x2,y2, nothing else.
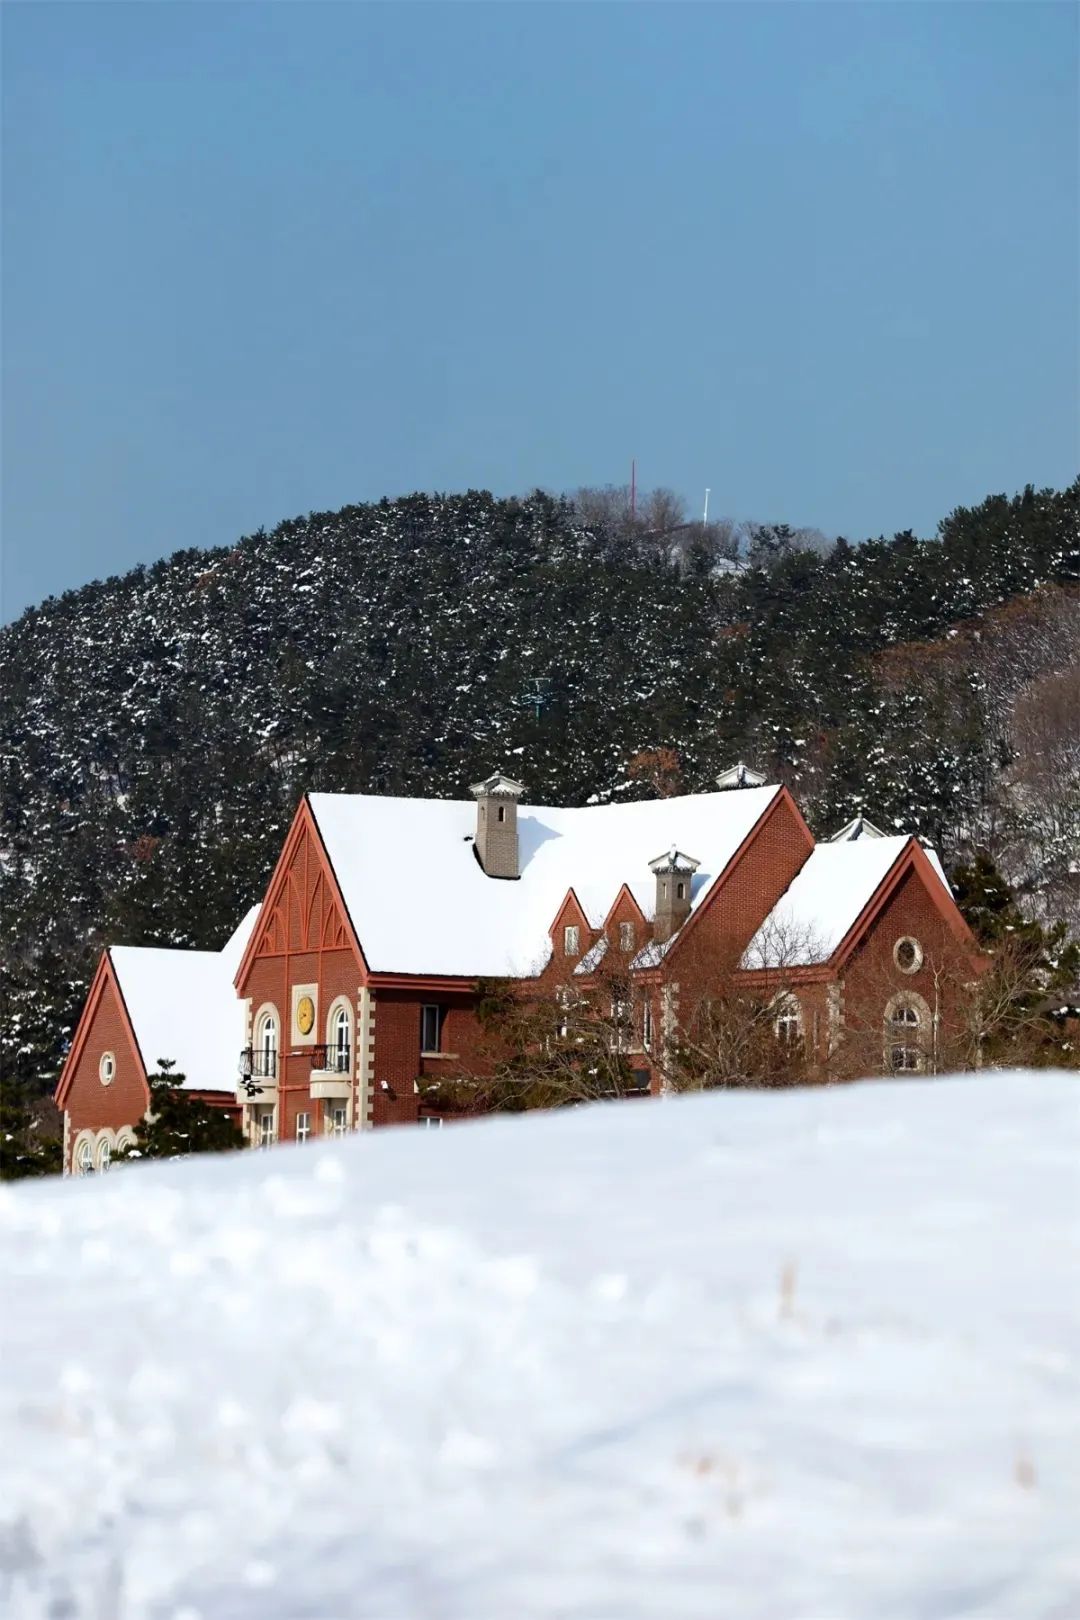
716,760,767,790
648,845,701,942
470,773,525,879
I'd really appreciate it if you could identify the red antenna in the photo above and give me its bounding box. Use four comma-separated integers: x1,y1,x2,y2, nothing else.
631,458,636,521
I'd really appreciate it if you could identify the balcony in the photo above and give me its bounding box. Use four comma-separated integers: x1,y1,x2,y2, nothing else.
237,1047,278,1106
309,1044,352,1101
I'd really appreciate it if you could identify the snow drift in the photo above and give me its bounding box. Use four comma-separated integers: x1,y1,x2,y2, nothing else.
2,1074,1078,1619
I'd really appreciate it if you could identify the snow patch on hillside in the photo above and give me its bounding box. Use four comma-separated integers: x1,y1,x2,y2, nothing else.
2,1074,1078,1618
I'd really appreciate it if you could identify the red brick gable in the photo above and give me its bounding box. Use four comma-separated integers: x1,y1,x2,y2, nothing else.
666,787,815,975
548,890,594,975
236,797,365,991
54,952,150,1164
832,839,977,969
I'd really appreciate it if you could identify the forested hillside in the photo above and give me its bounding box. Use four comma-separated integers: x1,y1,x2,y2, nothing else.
2,480,1077,1095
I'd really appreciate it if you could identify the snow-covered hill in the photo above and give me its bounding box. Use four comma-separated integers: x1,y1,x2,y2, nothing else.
3,1074,1078,1619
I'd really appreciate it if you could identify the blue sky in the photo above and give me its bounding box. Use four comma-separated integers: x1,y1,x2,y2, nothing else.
3,2,1076,620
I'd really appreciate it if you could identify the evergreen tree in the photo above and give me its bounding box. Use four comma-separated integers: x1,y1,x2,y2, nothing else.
119,1060,245,1159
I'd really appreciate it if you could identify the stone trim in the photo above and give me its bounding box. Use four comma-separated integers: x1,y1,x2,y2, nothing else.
357,986,376,1129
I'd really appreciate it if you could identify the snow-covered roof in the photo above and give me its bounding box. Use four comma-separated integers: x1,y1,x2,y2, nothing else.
743,837,947,967
110,906,260,1091
309,786,782,978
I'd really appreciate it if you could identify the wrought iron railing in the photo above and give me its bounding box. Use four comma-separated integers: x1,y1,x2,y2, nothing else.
239,1047,277,1081
310,1043,351,1074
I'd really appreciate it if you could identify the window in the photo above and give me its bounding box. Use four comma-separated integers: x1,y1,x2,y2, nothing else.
610,996,632,1054
296,1112,311,1143
255,1010,278,1078
619,921,635,952
331,1106,348,1138
96,1136,112,1174
774,995,802,1045
888,1001,922,1072
676,881,686,901
894,936,923,975
420,1004,443,1054
497,804,506,823
258,1109,276,1149
330,1003,351,1073
76,1137,94,1176
418,1116,443,1130
642,999,653,1052
564,924,580,957
98,1052,115,1086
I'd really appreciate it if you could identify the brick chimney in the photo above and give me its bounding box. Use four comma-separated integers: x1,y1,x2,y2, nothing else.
649,846,700,942
470,773,525,879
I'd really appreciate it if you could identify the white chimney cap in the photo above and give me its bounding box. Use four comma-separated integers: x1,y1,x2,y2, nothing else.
648,845,701,875
469,773,526,799
716,760,767,789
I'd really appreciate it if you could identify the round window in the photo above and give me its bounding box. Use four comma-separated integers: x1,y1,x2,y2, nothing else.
99,1051,116,1086
893,937,923,975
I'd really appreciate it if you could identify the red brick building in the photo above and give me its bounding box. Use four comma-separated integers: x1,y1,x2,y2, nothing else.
56,772,979,1171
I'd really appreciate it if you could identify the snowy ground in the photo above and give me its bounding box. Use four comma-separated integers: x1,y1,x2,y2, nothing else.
3,1074,1078,1620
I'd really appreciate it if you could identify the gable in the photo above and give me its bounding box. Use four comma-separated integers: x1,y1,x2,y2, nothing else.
55,954,148,1125
668,789,815,973
835,843,976,972
237,799,363,988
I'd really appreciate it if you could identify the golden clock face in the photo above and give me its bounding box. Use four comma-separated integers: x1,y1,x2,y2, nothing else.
296,995,315,1036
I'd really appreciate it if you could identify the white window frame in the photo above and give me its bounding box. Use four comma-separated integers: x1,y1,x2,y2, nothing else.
642,999,653,1052
564,924,580,958
619,921,635,952
326,997,353,1074
331,1105,348,1139
95,1135,112,1173
75,1135,95,1176
893,936,924,975
258,1108,276,1149
884,993,929,1074
418,1116,443,1130
420,1004,442,1056
773,994,802,1046
98,1051,116,1086
254,1005,279,1078
296,1111,312,1144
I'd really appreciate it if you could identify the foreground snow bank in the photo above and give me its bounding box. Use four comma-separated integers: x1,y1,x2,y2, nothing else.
3,1075,1078,1619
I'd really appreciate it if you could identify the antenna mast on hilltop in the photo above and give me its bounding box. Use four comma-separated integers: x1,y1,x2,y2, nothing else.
703,487,710,532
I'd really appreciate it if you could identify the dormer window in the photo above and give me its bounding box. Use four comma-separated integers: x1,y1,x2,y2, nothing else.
564,925,580,957
619,921,635,951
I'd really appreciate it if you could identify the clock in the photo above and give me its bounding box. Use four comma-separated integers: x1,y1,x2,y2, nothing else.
296,994,315,1036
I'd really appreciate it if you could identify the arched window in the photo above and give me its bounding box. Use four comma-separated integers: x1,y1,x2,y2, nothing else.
96,1135,112,1174
328,1001,352,1074
99,1052,116,1086
773,994,802,1046
887,998,923,1072
254,1009,278,1078
75,1136,94,1176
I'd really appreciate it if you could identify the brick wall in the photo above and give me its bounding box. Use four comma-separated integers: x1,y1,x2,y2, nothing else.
837,864,971,1081
60,964,148,1170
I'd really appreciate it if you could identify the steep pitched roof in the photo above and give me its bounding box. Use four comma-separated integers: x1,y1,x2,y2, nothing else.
742,837,954,968
308,786,782,978
109,907,260,1091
